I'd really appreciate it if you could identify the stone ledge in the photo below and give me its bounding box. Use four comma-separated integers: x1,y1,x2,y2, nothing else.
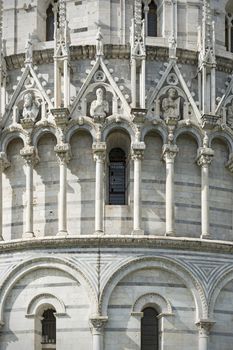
4,45,233,73
0,235,233,255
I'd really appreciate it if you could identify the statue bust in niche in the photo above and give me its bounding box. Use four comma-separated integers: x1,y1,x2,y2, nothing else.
22,92,39,121
161,88,180,120
90,87,109,121
227,99,233,127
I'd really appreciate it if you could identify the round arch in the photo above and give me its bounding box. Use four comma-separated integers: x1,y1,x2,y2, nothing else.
209,131,233,154
26,293,66,317
65,121,96,144
141,124,167,144
32,125,58,148
99,256,207,319
174,126,203,148
1,130,27,153
102,121,136,143
0,256,98,324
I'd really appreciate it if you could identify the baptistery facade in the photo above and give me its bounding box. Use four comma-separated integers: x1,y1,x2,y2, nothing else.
0,0,233,349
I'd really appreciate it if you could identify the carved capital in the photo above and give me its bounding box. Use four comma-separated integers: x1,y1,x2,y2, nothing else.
226,153,233,173
89,315,108,335
92,142,106,162
20,117,35,129
162,144,179,162
20,146,38,166
131,108,147,124
196,319,215,336
0,152,10,171
131,142,145,160
54,143,71,165
196,147,214,167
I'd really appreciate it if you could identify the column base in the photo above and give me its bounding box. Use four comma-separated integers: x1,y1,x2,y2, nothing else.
57,230,68,237
201,233,211,240
131,229,144,235
165,231,176,237
23,232,35,239
94,230,104,235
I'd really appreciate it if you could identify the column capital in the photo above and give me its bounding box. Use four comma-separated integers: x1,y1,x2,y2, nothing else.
196,147,214,167
0,152,10,171
162,144,179,162
54,143,71,165
51,108,69,128
89,315,108,335
195,319,215,336
131,142,145,160
92,142,106,162
20,146,38,166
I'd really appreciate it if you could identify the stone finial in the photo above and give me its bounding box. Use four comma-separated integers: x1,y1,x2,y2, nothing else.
25,34,33,65
96,27,104,57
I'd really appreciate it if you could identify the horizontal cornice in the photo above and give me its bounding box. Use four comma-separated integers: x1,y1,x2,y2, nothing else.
5,45,233,73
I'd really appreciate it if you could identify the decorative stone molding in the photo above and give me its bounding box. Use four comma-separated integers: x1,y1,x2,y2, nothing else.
0,152,10,171
201,114,220,129
20,145,38,166
92,142,106,162
131,142,145,160
54,143,71,165
131,292,173,317
162,144,179,162
89,314,108,334
131,108,147,124
196,147,214,167
226,153,233,172
26,293,66,318
195,319,215,336
51,108,70,127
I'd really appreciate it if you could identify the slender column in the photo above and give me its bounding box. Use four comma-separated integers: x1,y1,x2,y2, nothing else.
131,144,145,235
20,146,37,238
196,319,215,350
55,143,71,236
93,143,106,234
197,146,214,239
162,144,179,236
131,58,137,108
140,58,146,109
90,315,108,350
211,67,216,114
202,65,207,113
0,152,9,241
63,58,70,108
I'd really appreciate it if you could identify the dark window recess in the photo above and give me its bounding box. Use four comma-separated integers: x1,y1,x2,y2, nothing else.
141,307,159,350
231,25,233,53
148,1,158,37
73,27,88,33
109,148,126,205
46,4,55,41
225,17,229,50
75,1,82,5
41,309,56,344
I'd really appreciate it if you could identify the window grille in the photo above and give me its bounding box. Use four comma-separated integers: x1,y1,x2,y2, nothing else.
109,148,126,205
41,309,56,344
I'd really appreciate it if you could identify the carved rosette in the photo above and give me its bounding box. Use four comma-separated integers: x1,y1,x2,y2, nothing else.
196,147,214,167
54,143,71,165
162,144,179,163
92,142,106,163
195,319,215,336
131,142,145,161
0,152,10,171
89,315,108,335
20,146,38,166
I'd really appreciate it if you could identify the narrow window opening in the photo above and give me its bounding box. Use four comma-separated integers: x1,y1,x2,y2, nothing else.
109,148,126,205
41,308,56,346
46,4,55,41
148,1,157,37
141,307,159,350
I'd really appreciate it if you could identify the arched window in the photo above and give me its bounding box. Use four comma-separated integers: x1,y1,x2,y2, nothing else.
46,4,55,41
109,148,126,205
141,307,159,350
142,1,158,37
41,308,56,346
